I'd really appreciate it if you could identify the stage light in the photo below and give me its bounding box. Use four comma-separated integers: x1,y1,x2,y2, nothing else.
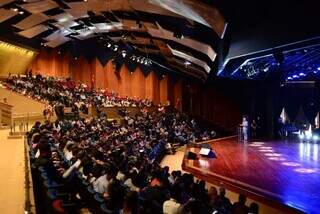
184,61,191,66
113,45,118,51
19,11,24,15
287,77,293,80
318,67,320,71
107,43,111,48
313,135,319,141
299,73,305,76
293,75,298,78
121,51,126,58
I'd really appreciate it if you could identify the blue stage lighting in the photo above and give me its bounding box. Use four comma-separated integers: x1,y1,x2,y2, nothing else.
313,135,319,141
287,77,293,80
293,75,298,78
318,67,320,71
299,73,305,76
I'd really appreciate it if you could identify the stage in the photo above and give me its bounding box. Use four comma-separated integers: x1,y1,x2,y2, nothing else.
182,137,320,214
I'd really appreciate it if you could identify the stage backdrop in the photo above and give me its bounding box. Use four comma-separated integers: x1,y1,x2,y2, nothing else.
28,49,182,108
0,41,36,76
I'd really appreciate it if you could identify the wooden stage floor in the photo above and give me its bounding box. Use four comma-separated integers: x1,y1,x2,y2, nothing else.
182,137,320,214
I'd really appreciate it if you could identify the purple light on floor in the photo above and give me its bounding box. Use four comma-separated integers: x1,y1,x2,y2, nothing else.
294,168,317,173
282,162,301,167
260,146,273,149
268,157,286,161
259,149,274,152
264,153,282,157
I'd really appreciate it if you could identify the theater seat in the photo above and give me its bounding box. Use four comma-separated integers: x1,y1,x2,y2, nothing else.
100,204,113,214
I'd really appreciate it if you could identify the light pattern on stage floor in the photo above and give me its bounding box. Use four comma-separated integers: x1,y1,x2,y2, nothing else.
183,138,320,213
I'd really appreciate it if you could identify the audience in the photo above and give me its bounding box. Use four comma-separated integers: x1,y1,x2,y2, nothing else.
232,194,249,214
13,74,258,214
5,74,152,114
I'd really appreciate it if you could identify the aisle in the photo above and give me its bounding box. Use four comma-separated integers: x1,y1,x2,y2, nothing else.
160,145,186,172
0,129,25,214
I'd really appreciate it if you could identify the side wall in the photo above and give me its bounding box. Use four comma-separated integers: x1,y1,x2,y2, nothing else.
0,41,36,76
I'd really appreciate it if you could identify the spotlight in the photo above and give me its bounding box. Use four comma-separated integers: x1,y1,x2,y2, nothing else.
318,67,320,71
313,135,319,141
113,45,118,51
293,75,298,78
299,73,305,76
136,57,141,63
184,61,191,66
121,51,126,58
11,8,18,12
144,60,148,65
173,31,183,39
107,43,111,48
287,77,293,80
19,11,24,15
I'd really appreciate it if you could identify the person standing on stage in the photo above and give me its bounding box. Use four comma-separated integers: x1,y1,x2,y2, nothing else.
242,116,249,142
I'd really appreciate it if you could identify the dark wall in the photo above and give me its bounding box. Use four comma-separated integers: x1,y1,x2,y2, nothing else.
181,77,320,138
182,78,246,132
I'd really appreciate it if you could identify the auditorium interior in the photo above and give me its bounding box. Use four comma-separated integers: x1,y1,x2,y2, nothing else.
0,0,319,214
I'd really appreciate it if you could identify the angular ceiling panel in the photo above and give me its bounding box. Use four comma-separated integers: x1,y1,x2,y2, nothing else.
75,28,94,40
51,13,74,23
44,29,70,41
168,44,211,73
20,0,59,14
149,0,210,27
0,8,16,23
148,23,216,61
14,13,50,30
45,36,70,48
18,24,49,38
0,0,14,7
66,0,110,19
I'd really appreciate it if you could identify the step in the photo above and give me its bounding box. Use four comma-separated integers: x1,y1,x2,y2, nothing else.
7,135,23,139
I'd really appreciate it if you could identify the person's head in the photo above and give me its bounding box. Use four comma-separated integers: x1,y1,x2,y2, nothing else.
249,202,259,214
106,164,118,180
123,191,139,212
170,184,182,202
238,193,247,205
208,186,218,198
219,187,226,197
